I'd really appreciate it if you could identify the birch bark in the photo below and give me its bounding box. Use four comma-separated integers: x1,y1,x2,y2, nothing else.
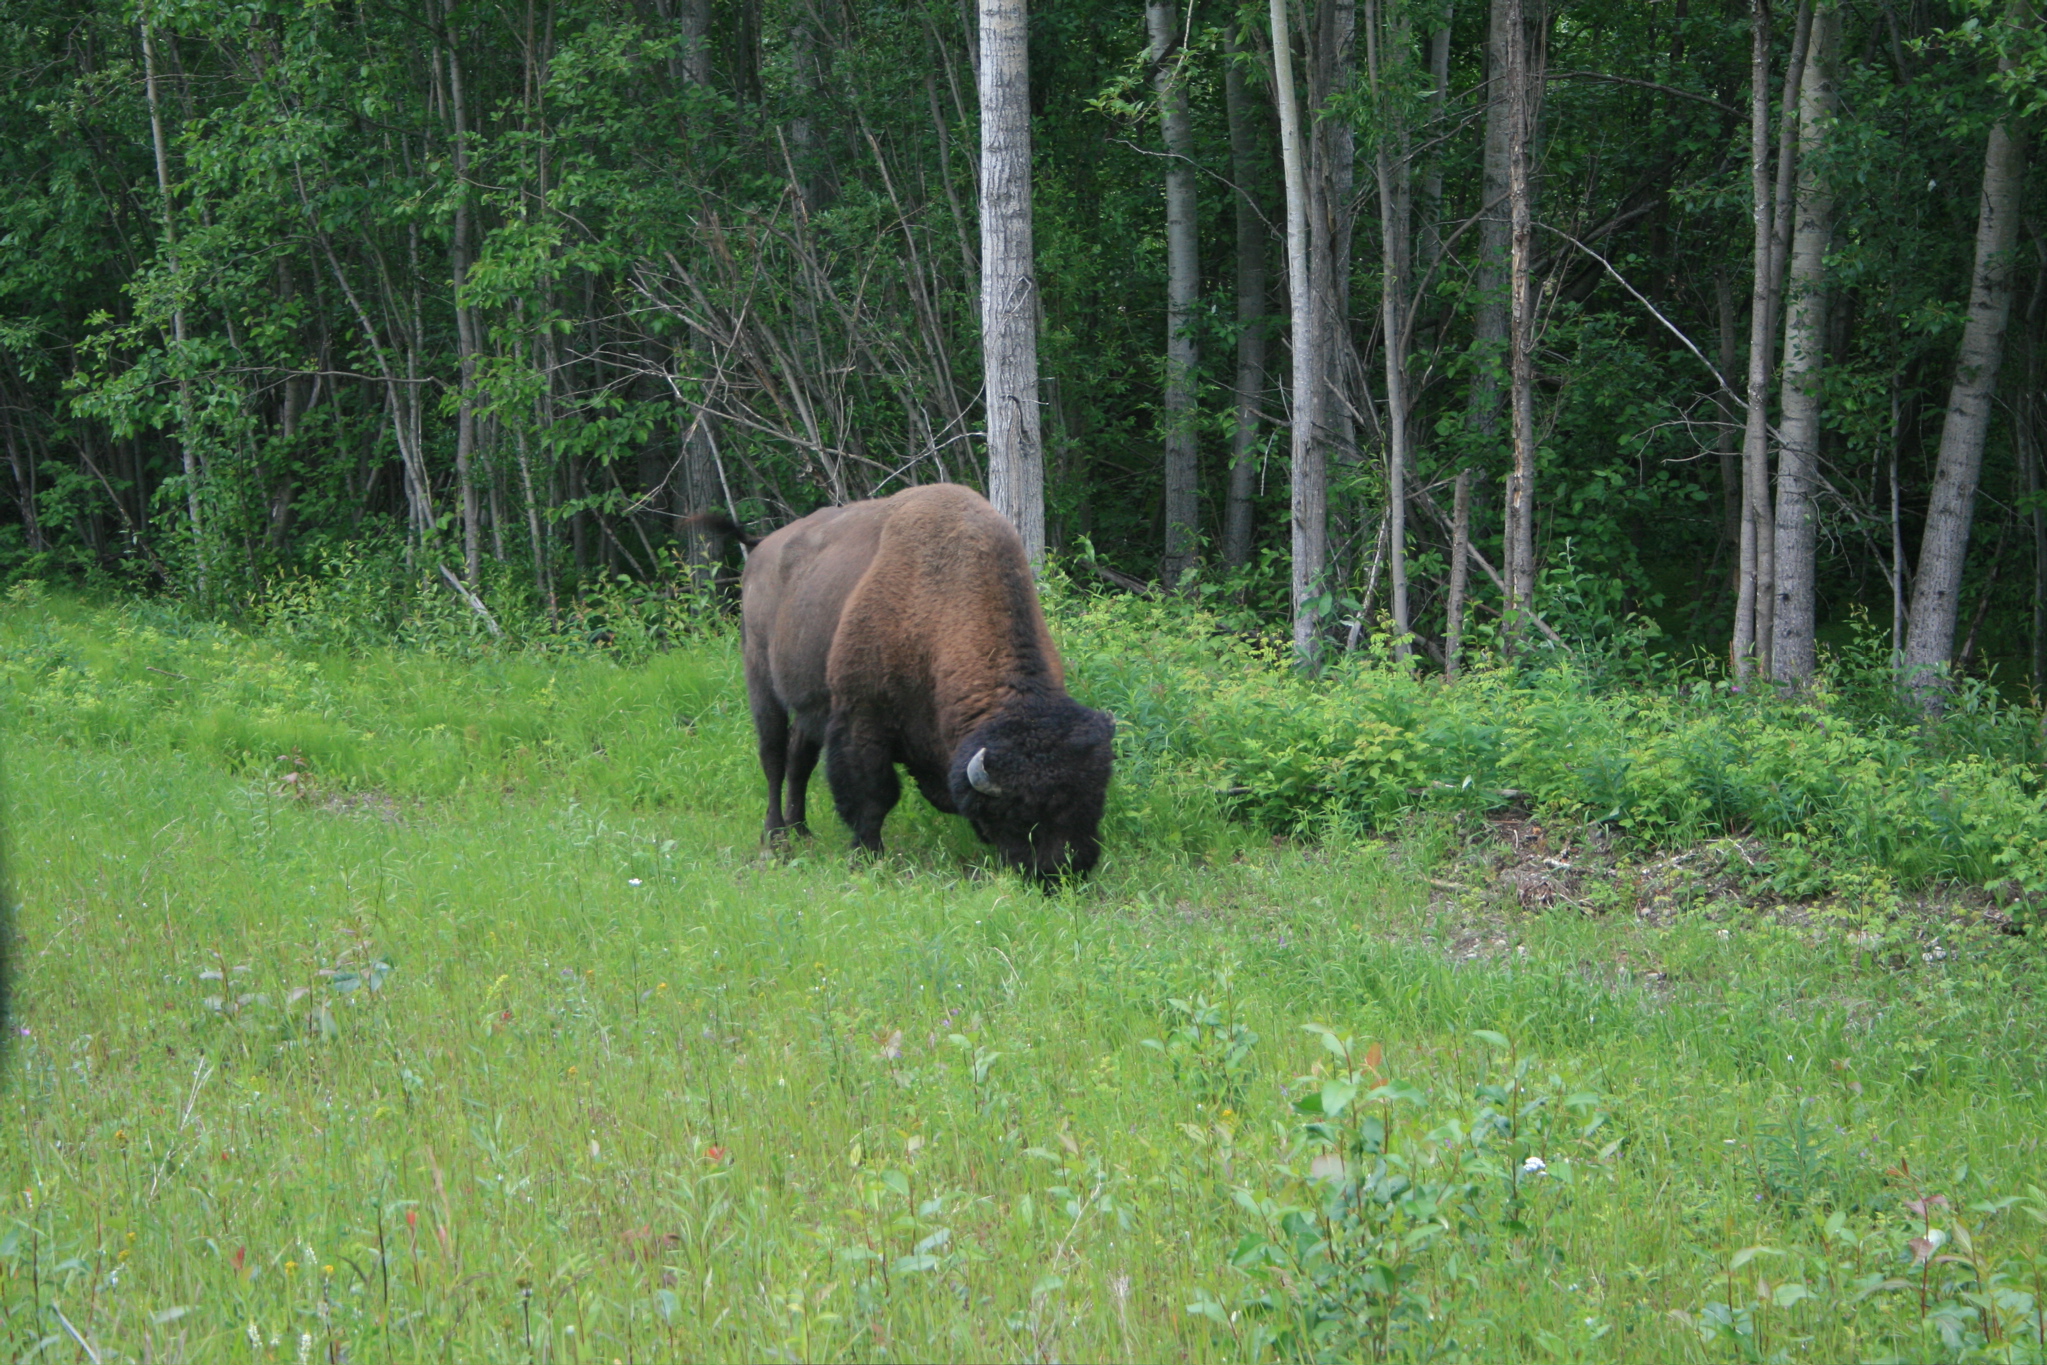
1769,1,1837,685
1902,0,2034,696
1271,0,1324,659
1367,0,1414,655
1502,0,1542,653
980,0,1045,564
1149,1,1201,587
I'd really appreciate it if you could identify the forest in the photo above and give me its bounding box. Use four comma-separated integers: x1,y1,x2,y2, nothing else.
3,0,2043,690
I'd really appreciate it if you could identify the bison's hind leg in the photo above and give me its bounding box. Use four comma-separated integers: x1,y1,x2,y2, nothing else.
824,712,899,856
752,691,800,844
781,725,825,837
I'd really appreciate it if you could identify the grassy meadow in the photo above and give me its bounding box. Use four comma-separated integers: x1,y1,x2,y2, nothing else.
3,591,2047,1362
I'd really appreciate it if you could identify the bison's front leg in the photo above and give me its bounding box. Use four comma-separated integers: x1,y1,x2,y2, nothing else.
824,711,899,856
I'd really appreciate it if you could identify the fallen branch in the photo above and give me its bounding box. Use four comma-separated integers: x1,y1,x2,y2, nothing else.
437,564,503,638
1412,490,1571,651
1083,558,1157,597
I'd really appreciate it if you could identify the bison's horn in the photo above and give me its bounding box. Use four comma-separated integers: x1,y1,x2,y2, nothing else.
966,747,1002,796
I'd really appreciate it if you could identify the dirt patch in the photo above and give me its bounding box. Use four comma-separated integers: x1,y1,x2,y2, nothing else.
318,789,406,824
1426,814,2031,945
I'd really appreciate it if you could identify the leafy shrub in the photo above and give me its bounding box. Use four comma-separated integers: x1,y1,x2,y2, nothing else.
1048,579,2047,896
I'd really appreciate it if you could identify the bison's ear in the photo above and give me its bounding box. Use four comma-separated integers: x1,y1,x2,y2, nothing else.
1067,708,1116,752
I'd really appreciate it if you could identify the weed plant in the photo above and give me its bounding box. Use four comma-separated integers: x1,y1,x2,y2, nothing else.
1,586,2045,1360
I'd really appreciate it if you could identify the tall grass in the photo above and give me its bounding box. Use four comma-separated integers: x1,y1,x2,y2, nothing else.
2,590,2046,1361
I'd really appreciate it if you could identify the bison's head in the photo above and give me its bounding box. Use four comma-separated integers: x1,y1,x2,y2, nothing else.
949,698,1116,881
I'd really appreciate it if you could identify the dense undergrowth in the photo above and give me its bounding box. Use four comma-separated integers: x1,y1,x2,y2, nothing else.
8,560,2047,909
5,573,2047,1361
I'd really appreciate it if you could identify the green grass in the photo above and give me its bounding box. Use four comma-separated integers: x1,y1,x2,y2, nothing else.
4,597,2047,1362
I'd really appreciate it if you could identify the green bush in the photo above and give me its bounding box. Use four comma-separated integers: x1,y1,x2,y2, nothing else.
1050,580,2047,896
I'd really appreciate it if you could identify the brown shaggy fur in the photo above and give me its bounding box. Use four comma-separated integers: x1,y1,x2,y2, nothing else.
739,484,1115,878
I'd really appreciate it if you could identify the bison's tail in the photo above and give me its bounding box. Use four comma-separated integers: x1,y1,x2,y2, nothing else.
684,511,761,552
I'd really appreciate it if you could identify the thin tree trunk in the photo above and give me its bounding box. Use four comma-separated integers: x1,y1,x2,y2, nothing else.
446,40,484,585
1903,0,2034,698
1149,0,1201,588
1467,0,1512,467
1716,270,1742,600
1312,0,1357,487
516,423,556,622
1769,0,1838,685
1271,0,1324,660
1367,0,1414,657
1445,469,1471,679
1501,0,1542,655
1956,503,2012,675
1890,384,1908,666
1734,0,1812,680
141,20,203,596
1,413,41,556
1418,9,1453,279
980,0,1045,564
1755,0,1811,672
2025,399,2045,691
1222,27,1270,572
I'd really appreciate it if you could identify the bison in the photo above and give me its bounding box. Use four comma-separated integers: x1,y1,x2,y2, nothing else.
715,484,1115,880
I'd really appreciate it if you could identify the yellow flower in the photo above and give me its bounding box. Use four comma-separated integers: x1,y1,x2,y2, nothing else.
285,1260,298,1275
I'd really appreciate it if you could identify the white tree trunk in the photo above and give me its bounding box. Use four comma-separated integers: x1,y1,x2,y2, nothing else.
1903,2,2033,695
1445,469,1471,679
979,0,1045,564
1768,1,1838,685
1272,0,1324,660
1368,0,1414,656
1734,0,1811,680
1149,1,1201,588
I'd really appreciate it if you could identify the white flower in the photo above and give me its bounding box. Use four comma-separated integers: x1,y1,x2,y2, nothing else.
1522,1155,1548,1175
628,878,643,887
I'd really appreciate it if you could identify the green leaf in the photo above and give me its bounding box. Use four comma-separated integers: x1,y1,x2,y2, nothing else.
1320,1079,1359,1117
1730,1245,1782,1270
1472,1030,1511,1050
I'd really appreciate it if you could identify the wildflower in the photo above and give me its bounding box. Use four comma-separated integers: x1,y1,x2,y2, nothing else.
629,878,642,887
705,1145,728,1162
298,1332,313,1365
406,1209,417,1229
248,1321,262,1351
1522,1156,1548,1175
285,1260,298,1275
